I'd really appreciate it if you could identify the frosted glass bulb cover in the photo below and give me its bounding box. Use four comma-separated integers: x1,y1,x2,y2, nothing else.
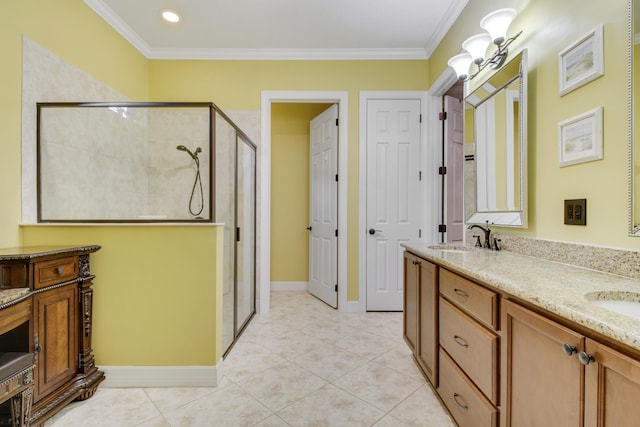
480,8,517,45
448,53,473,79
462,33,492,64
161,9,181,23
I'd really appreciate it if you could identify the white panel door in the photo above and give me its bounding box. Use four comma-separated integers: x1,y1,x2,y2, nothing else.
366,99,421,311
446,95,464,242
309,104,338,308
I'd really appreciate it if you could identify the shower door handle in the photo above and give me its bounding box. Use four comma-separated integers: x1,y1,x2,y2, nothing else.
236,227,241,242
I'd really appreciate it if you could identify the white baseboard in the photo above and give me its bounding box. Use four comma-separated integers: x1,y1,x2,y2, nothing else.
341,299,366,313
100,360,223,388
271,281,308,291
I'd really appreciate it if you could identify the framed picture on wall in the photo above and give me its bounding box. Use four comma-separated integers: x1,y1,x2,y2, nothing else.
558,106,603,167
558,24,604,96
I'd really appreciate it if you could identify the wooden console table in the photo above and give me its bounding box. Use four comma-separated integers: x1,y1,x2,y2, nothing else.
0,245,104,426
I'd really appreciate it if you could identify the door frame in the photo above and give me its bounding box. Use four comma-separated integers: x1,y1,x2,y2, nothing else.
260,91,348,314
358,91,436,311
429,68,464,243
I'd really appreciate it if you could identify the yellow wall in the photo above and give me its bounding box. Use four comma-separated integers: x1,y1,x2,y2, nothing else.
430,0,640,249
270,103,333,282
1,0,149,248
21,226,223,364
149,60,430,300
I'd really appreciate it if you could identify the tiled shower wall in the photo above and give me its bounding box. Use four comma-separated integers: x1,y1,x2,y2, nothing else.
22,37,216,221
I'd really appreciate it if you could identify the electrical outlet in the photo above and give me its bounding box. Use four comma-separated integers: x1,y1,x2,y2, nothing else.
564,199,587,225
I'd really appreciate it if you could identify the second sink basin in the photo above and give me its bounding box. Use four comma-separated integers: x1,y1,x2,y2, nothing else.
585,292,640,321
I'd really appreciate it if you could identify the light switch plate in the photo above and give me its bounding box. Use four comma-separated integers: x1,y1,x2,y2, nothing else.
564,199,587,225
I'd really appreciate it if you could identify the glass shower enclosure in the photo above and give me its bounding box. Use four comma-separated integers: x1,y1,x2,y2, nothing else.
37,102,256,355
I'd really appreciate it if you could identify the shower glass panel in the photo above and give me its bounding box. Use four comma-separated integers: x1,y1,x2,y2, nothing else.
215,113,237,353
37,102,213,222
236,136,256,331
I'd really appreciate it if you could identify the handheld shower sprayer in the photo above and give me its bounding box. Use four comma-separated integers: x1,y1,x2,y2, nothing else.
176,145,204,217
176,145,201,161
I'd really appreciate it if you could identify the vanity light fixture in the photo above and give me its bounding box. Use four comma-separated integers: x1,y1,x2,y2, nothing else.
161,9,181,23
447,8,522,81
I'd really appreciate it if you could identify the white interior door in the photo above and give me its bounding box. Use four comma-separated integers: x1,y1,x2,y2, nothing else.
446,95,464,242
366,99,421,311
308,104,338,308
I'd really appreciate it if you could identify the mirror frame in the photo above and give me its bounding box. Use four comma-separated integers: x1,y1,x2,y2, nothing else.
464,49,528,228
629,0,639,236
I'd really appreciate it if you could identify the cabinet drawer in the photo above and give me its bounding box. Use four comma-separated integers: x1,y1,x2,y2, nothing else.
440,269,498,330
438,349,498,427
33,257,78,290
440,297,498,403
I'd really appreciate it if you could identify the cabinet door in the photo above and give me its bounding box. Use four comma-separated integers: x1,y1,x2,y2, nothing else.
501,300,584,427
417,258,438,386
403,252,419,354
34,284,78,401
584,338,640,427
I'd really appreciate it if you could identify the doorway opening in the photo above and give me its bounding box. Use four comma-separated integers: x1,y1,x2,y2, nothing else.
260,92,349,314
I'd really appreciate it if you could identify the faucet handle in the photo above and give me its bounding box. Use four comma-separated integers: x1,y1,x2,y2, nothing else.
473,235,482,248
492,237,501,251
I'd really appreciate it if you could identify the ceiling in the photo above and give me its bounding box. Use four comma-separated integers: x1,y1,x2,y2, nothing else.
83,0,469,60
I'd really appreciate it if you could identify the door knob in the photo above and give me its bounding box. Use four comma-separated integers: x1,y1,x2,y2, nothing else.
369,228,381,235
306,226,312,231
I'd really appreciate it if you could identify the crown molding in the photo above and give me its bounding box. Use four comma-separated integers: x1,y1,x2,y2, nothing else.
84,0,430,60
423,0,469,58
83,0,152,57
146,47,429,60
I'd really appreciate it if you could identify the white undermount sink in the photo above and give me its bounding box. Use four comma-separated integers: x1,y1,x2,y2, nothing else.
585,292,640,321
427,244,475,253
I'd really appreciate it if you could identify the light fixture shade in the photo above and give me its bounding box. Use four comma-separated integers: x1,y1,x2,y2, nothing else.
161,9,181,23
448,53,473,79
480,8,517,45
462,33,492,64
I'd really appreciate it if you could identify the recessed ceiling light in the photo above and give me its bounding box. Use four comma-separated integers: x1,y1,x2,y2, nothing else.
161,9,181,23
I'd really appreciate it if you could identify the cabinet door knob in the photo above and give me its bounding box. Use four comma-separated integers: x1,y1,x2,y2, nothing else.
54,267,65,275
578,351,595,365
454,335,469,348
562,343,577,356
453,393,469,410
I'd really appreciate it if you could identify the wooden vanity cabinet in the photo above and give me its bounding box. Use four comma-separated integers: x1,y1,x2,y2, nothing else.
0,246,103,426
501,299,584,427
583,338,640,427
33,284,78,402
403,252,438,386
439,268,499,427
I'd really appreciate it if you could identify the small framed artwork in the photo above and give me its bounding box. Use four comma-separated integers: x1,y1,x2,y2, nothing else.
558,107,603,167
558,24,604,96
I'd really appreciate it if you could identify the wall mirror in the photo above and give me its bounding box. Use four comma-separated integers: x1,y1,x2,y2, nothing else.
631,0,640,236
464,49,528,227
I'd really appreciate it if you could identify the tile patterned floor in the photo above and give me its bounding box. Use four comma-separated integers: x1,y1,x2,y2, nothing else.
45,291,455,426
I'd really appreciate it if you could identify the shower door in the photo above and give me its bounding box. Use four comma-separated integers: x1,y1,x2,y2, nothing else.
235,136,256,332
216,110,257,356
216,114,237,353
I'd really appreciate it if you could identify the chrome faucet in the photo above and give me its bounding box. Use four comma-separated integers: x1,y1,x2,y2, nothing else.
468,222,492,249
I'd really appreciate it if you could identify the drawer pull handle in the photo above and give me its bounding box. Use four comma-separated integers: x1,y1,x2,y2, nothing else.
578,351,595,365
454,335,469,348
453,393,468,410
54,267,65,275
562,343,577,356
453,288,469,300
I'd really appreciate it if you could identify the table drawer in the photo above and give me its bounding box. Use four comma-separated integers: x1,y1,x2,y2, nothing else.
34,257,78,290
438,349,498,427
440,268,499,330
440,297,499,403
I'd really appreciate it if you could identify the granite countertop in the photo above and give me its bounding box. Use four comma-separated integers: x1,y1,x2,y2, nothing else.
403,243,640,353
0,288,31,307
